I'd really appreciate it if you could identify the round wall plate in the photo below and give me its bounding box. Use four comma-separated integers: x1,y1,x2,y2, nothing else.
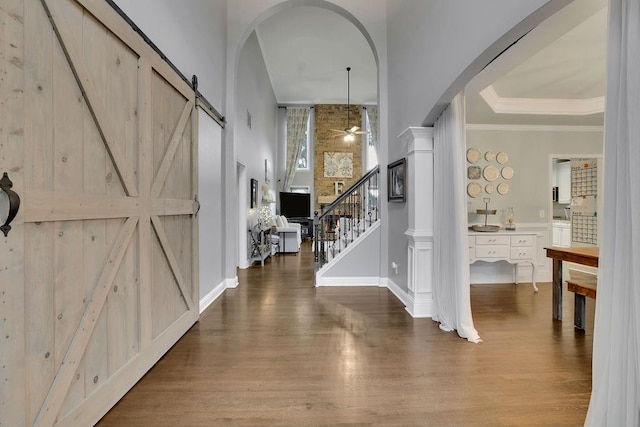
485,184,494,194
483,165,499,181
467,182,482,198
484,150,496,161
466,148,481,163
497,182,509,195
496,152,509,164
501,166,514,180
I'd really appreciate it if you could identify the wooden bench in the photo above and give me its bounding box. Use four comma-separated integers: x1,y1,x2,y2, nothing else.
566,269,597,330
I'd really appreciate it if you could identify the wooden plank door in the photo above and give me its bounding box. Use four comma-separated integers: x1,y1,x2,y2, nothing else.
1,0,200,425
0,0,27,425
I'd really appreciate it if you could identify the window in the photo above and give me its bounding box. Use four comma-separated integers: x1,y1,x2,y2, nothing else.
297,115,311,170
365,110,378,170
289,186,310,194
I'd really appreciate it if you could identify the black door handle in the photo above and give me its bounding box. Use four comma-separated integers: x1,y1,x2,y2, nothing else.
0,172,20,237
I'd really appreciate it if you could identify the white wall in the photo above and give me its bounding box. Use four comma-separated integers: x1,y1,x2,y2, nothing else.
384,0,570,293
385,0,569,135
466,127,603,284
316,225,381,283
112,0,227,112
236,31,278,184
198,112,225,299
466,128,604,223
236,31,279,266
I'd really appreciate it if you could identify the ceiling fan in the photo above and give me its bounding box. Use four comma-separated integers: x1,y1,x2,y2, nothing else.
331,67,368,142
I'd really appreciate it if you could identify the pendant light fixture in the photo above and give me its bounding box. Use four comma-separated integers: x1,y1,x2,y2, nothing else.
331,67,368,142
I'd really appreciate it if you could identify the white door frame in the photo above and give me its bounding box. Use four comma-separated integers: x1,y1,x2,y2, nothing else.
237,162,249,268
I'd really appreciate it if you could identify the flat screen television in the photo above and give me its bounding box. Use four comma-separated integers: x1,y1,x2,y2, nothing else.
279,192,311,219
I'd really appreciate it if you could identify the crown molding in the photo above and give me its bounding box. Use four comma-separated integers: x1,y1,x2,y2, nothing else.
466,123,604,132
480,85,605,116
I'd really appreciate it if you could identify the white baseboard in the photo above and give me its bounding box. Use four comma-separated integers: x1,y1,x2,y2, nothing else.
315,276,381,287
199,276,238,314
403,294,434,318
199,281,225,314
382,277,433,318
225,276,239,289
316,276,433,319
383,277,408,307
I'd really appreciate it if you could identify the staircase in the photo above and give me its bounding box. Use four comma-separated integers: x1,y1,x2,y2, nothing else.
314,166,380,272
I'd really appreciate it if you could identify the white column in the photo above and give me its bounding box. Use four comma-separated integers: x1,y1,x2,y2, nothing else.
399,127,434,317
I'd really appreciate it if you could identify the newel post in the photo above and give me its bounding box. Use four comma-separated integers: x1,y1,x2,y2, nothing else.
399,127,434,317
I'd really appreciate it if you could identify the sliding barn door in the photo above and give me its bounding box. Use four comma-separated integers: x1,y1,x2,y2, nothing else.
0,0,199,425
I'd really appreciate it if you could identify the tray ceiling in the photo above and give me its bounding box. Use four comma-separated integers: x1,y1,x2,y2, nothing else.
467,0,607,126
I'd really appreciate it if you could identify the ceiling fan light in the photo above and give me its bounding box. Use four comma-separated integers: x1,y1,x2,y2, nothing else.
344,133,355,142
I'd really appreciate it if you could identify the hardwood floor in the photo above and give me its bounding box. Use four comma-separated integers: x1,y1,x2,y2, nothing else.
97,242,593,426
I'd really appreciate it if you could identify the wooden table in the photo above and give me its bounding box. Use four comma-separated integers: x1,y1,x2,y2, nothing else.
545,246,599,320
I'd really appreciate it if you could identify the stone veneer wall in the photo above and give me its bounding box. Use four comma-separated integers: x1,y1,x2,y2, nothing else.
314,104,363,212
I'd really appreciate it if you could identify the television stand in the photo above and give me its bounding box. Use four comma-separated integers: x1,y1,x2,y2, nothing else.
287,217,313,240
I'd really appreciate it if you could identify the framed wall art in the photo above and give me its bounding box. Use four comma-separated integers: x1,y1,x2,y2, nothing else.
264,159,271,184
323,152,353,178
388,158,406,202
250,178,258,208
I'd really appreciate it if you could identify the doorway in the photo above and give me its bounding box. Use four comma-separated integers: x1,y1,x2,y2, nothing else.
549,154,603,250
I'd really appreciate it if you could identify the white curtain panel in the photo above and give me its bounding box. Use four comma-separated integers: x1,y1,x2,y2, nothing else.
366,106,378,153
283,107,310,191
586,0,640,424
432,92,481,343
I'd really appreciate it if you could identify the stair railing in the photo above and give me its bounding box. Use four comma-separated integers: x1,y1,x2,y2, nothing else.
314,166,380,269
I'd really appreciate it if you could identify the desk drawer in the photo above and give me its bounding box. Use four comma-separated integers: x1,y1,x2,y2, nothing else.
511,235,534,247
510,247,535,260
475,235,509,246
476,246,509,258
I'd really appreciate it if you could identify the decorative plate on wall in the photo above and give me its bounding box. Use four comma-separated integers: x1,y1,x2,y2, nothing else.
485,184,494,194
501,166,514,180
466,148,481,163
484,150,496,161
467,166,481,179
467,182,483,198
496,152,509,164
483,164,499,182
497,182,510,195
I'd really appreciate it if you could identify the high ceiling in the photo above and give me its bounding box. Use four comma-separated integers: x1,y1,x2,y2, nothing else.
253,1,607,124
255,6,377,105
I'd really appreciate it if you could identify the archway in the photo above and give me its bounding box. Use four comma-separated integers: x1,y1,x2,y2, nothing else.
229,1,381,271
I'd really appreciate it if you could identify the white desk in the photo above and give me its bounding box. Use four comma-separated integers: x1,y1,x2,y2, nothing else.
469,230,538,292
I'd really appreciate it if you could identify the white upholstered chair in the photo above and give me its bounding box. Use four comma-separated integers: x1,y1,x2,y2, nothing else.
274,216,301,253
